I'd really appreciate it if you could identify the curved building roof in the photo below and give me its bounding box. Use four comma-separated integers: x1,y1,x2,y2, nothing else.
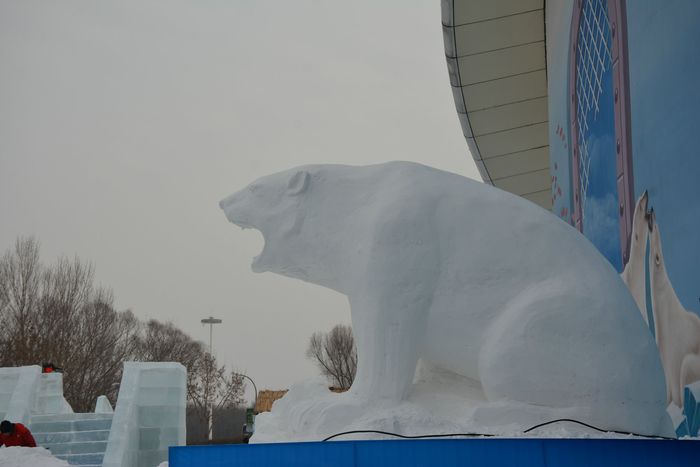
442,0,551,209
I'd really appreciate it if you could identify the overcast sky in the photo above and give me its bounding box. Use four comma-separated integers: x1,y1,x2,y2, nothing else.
0,0,478,402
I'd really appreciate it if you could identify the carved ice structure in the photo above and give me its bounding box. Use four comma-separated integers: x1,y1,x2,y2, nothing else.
94,395,114,414
103,362,186,467
220,161,673,441
33,372,74,417
0,363,185,467
0,367,73,425
1,366,43,424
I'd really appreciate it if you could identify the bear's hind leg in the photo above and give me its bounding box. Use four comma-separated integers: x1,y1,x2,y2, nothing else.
477,286,668,436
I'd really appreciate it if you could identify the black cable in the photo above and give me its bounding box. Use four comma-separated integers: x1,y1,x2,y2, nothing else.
522,418,676,440
322,418,677,442
323,430,494,442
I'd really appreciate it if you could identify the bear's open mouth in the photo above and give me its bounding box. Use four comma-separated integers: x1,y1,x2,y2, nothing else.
251,233,268,272
227,217,266,270
229,217,255,230
220,203,267,271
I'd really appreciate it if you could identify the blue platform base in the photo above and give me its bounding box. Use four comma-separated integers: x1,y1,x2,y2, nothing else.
170,438,700,467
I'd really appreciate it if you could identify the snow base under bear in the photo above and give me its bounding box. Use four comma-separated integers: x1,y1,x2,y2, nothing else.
221,162,675,442
252,368,665,443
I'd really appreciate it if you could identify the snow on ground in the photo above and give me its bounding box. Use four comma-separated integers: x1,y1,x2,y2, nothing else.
0,447,69,467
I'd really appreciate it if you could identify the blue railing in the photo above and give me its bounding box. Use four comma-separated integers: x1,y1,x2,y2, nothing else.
170,437,700,467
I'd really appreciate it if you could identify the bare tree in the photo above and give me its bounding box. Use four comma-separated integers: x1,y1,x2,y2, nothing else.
0,237,42,363
62,300,141,411
0,237,247,419
306,324,357,390
136,318,246,440
186,353,245,440
36,255,95,360
0,237,141,411
138,319,204,369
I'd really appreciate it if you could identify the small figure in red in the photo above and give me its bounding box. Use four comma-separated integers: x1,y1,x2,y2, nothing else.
0,420,37,447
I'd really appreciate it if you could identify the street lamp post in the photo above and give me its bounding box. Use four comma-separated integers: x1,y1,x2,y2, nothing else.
201,316,222,441
201,316,222,355
238,373,258,411
238,373,258,439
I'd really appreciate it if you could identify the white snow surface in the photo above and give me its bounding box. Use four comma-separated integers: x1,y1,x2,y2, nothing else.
252,372,669,443
221,162,673,442
0,447,69,467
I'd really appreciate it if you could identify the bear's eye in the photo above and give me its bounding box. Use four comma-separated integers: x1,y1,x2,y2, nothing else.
635,233,638,241
248,184,261,194
655,254,660,266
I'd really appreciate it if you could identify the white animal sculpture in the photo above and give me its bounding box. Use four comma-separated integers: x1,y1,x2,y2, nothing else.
648,212,700,407
220,162,671,436
621,191,652,325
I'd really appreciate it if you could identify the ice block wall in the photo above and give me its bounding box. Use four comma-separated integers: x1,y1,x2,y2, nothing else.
1,366,72,423
2,365,41,424
33,371,74,415
103,362,186,467
0,367,21,421
95,395,114,414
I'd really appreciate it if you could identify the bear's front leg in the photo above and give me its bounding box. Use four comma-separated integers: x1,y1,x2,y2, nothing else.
349,294,426,402
348,315,417,401
348,260,437,401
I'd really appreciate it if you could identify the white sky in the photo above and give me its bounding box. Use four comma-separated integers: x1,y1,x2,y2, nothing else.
0,0,478,403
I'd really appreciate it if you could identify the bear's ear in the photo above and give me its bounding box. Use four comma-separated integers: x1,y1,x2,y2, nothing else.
287,170,310,196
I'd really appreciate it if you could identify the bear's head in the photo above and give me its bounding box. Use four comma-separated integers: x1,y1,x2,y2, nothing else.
629,190,651,257
219,168,311,274
634,191,650,239
648,209,667,283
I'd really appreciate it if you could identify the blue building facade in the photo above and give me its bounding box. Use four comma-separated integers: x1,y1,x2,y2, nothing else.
444,0,700,436
546,0,700,434
549,0,699,311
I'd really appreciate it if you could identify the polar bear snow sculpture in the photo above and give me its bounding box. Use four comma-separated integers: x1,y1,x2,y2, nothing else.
220,162,672,437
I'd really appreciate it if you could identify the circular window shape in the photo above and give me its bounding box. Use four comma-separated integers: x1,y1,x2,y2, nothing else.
569,0,634,271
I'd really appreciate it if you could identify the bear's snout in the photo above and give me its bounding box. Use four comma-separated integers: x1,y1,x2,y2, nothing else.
219,192,238,210
219,190,258,230
219,191,244,224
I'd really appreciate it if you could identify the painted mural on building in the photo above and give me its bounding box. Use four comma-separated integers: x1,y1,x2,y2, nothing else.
549,0,700,436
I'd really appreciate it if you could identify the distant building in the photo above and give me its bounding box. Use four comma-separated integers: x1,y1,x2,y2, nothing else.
255,390,289,414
